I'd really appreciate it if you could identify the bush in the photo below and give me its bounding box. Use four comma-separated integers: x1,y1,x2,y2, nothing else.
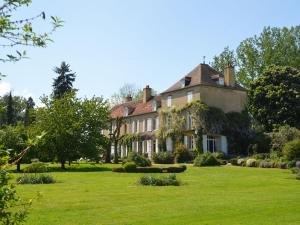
111,167,124,172
296,161,300,168
259,161,275,168
278,162,288,169
164,165,187,173
174,143,193,163
246,159,257,167
112,165,187,173
123,152,151,167
23,162,48,173
237,158,246,166
291,167,300,174
296,173,300,180
123,162,137,172
287,161,296,168
138,174,180,186
152,152,174,164
212,151,225,160
16,174,56,184
283,139,300,160
229,158,238,165
193,152,220,167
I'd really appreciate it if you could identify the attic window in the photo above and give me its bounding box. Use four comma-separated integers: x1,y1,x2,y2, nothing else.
181,77,191,88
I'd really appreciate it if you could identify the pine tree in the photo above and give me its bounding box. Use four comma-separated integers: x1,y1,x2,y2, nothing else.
24,97,35,126
6,92,14,125
52,61,76,99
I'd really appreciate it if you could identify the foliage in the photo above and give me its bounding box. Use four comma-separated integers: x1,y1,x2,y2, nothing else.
296,161,300,168
212,26,300,87
193,152,220,167
123,152,151,167
24,97,35,126
0,0,63,76
52,61,76,99
152,151,174,164
237,158,246,166
122,162,137,172
16,173,55,184
268,126,300,153
174,143,193,163
118,134,140,152
283,139,300,161
211,46,236,73
112,165,187,173
258,161,276,168
248,132,271,155
35,92,110,169
248,65,300,131
138,174,180,186
296,172,300,180
229,158,238,165
245,159,257,167
23,162,48,173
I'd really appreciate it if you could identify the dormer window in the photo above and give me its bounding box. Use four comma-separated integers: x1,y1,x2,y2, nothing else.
180,77,191,88
124,107,129,116
152,101,157,111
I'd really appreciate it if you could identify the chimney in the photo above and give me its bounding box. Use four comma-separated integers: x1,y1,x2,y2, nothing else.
224,64,235,87
123,95,132,102
143,85,152,103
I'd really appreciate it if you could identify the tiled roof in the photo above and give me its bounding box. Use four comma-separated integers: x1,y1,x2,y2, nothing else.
111,96,161,118
161,64,245,93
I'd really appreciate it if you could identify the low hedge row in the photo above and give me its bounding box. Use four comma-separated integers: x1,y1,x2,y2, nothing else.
230,158,299,169
112,164,187,173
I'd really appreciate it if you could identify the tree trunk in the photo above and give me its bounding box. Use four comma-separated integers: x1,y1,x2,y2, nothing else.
61,160,66,170
113,140,118,164
17,163,21,172
105,147,111,163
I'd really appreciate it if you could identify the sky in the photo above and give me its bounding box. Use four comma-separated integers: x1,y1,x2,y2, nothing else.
1,0,300,104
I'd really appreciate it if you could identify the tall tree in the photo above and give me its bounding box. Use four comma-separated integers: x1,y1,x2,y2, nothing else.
24,96,35,126
212,26,300,87
211,46,236,73
52,61,76,99
6,92,14,125
248,65,300,132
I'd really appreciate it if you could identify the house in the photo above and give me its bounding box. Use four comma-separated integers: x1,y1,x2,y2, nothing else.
109,63,247,158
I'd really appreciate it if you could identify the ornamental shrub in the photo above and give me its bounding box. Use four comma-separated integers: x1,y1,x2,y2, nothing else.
174,143,193,163
246,159,257,167
296,161,300,168
278,162,288,169
229,158,238,165
237,158,246,166
16,174,56,184
123,162,137,172
259,161,275,168
138,174,180,186
283,139,300,160
123,152,151,167
152,152,174,164
193,152,220,167
23,162,48,173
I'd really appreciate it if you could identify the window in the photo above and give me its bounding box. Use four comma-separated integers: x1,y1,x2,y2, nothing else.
152,101,157,111
186,113,193,129
131,121,135,133
187,91,193,103
207,136,216,152
218,78,224,86
136,120,140,133
167,95,172,107
143,120,147,132
155,117,159,130
147,118,152,131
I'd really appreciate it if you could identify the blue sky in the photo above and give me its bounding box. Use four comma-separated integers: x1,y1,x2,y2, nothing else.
1,0,299,103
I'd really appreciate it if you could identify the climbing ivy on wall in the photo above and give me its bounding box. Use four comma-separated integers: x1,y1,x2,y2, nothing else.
118,133,141,152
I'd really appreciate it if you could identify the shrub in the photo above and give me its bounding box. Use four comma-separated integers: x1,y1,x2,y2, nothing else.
193,152,220,167
259,161,275,168
296,161,300,168
296,173,300,180
246,159,257,167
152,152,174,164
287,161,296,168
123,152,151,167
229,158,238,165
278,162,288,169
135,167,162,173
237,158,246,166
111,167,124,172
123,162,137,172
212,151,225,160
283,139,300,160
291,167,300,174
174,143,193,163
269,125,300,152
138,174,180,186
112,165,187,173
164,165,187,173
16,174,55,184
23,162,48,173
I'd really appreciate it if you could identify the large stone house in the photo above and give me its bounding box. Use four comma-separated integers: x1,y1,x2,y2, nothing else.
109,63,247,158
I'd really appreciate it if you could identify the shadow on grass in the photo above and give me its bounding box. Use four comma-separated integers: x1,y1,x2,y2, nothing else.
47,166,112,173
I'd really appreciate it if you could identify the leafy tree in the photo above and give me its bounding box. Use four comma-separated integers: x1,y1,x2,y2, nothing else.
212,26,300,87
24,97,35,126
110,83,142,106
248,65,300,132
36,92,109,169
0,0,63,78
211,46,236,73
52,61,76,99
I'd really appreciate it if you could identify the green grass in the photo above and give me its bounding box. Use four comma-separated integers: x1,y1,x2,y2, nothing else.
14,164,300,225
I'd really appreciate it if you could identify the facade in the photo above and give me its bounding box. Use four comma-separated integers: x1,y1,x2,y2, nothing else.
109,63,247,158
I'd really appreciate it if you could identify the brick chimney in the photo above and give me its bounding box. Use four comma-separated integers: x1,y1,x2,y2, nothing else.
123,95,132,103
224,64,235,87
143,85,152,103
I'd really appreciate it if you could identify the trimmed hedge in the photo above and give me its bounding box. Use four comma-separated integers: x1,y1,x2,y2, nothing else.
138,174,180,186
123,152,151,167
16,174,55,184
112,165,187,173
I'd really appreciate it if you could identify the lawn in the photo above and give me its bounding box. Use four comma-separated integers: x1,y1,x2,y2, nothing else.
14,164,300,225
